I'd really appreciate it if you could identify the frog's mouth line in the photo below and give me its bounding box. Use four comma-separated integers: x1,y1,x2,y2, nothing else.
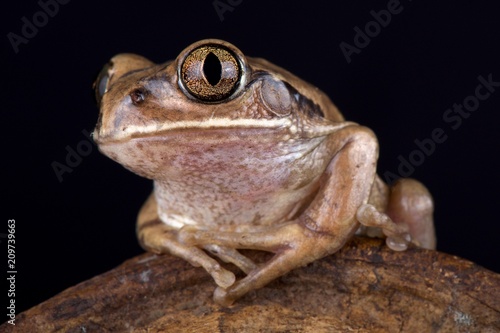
94,117,295,144
95,119,355,145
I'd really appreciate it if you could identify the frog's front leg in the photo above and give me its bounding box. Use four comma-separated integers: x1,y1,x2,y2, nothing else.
137,194,258,288
180,125,393,306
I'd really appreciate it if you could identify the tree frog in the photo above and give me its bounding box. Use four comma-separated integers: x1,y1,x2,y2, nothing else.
93,39,435,306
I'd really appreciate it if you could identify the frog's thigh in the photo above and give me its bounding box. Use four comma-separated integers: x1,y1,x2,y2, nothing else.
386,178,436,249
137,195,236,288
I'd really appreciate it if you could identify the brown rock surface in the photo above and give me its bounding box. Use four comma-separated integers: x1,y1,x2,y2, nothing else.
2,237,499,332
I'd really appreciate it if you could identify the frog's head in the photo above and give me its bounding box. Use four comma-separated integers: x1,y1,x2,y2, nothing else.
93,39,344,141
92,39,345,179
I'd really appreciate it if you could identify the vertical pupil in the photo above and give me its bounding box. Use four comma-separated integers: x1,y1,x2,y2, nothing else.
203,52,222,86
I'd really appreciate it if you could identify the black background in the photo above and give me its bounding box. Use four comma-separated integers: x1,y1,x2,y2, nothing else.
4,0,500,314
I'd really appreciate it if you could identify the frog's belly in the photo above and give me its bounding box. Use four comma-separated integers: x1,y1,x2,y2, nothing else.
101,126,327,181
138,129,329,230
154,179,319,231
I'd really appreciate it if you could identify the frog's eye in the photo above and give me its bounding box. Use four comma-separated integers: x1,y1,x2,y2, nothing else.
94,63,112,106
179,44,241,102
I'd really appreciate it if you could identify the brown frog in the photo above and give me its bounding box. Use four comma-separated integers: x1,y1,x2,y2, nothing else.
93,39,435,306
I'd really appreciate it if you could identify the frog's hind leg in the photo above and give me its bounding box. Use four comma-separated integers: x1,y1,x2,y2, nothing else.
386,178,435,249
356,178,435,250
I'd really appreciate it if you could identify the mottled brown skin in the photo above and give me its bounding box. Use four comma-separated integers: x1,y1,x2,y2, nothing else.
93,39,435,306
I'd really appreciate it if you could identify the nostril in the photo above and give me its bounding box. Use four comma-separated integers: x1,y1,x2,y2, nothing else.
130,88,147,105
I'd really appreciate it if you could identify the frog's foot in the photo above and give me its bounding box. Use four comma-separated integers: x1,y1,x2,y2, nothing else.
203,244,258,274
138,219,236,289
356,204,412,251
179,222,346,306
